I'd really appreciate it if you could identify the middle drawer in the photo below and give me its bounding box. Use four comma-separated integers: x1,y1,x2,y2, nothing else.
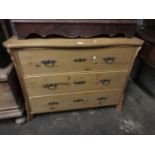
25,71,128,97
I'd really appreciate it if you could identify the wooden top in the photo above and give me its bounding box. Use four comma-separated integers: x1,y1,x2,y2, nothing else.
4,37,143,49
11,19,137,24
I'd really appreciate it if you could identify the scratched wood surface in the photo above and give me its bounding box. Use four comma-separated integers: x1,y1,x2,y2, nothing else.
4,37,144,118
25,71,127,98
17,47,138,76
30,89,122,114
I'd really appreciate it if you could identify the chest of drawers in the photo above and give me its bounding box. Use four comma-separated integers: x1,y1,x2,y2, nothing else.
4,37,143,120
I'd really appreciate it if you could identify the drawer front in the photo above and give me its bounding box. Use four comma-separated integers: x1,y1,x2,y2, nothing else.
30,90,122,114
25,71,127,97
17,47,138,76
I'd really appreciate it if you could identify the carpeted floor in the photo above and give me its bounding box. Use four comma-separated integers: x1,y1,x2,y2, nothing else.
0,80,155,135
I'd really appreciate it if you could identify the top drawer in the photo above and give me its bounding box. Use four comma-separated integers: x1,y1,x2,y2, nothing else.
17,47,139,76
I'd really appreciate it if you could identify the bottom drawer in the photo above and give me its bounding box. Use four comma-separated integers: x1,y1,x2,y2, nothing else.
30,90,122,114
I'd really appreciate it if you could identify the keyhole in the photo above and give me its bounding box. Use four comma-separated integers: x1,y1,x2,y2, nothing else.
92,56,97,64
92,56,97,60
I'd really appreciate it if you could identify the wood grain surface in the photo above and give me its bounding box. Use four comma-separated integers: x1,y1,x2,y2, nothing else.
30,89,122,114
17,47,138,76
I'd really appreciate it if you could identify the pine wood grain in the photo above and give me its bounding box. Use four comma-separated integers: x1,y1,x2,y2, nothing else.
4,37,143,49
17,47,138,76
30,89,122,114
25,71,128,98
4,37,143,117
0,82,19,111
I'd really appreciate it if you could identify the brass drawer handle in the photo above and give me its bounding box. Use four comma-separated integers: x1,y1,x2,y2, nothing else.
73,58,87,63
73,99,85,102
103,57,115,64
43,83,58,90
74,80,86,85
97,97,107,101
48,101,59,105
100,79,111,85
41,59,57,67
43,82,69,90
